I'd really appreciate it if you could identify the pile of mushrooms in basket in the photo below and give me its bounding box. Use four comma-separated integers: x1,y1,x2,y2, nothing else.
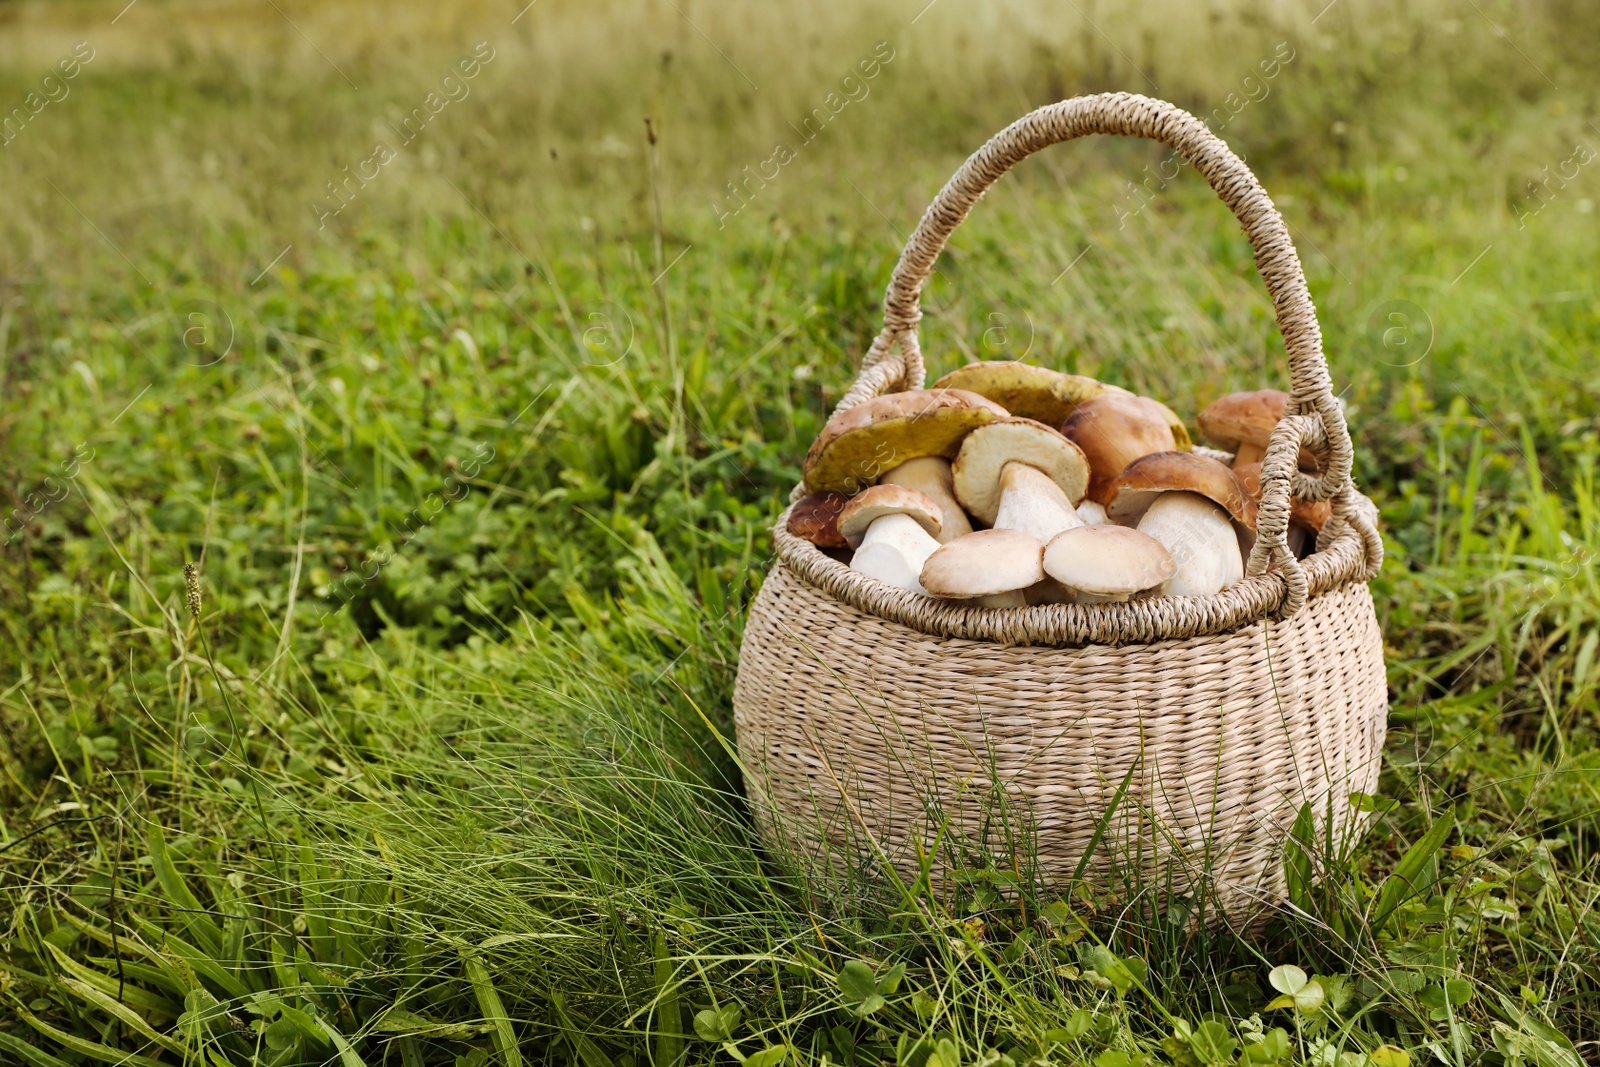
789,361,1328,608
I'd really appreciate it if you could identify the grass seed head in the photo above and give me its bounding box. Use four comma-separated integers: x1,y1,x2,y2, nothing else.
184,562,202,618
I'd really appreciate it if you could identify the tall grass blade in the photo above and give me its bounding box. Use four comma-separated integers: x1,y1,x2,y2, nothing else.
1283,803,1316,912
56,977,187,1056
555,990,618,1067
324,1020,372,1067
44,942,179,1017
0,1031,75,1067
1373,808,1455,932
653,930,684,1067
1069,760,1142,885
146,825,225,956
6,1000,171,1067
464,950,525,1067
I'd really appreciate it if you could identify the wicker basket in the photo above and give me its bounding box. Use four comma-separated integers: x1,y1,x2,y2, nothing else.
733,93,1388,922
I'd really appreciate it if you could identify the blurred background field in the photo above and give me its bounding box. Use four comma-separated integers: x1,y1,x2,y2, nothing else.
2,0,1599,1064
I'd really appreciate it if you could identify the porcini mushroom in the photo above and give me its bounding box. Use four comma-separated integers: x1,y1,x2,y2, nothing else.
1197,389,1319,470
878,455,973,542
932,361,1192,448
1042,525,1175,603
951,419,1090,545
1105,451,1252,598
920,527,1043,608
931,362,1115,426
1109,451,1259,571
838,485,943,595
1061,393,1181,505
1107,454,1254,591
802,389,1009,495
1105,451,1257,530
787,492,851,548
1233,461,1332,560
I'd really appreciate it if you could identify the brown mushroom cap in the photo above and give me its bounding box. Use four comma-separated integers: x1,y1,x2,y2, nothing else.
1196,389,1288,454
1105,451,1258,530
1061,393,1179,505
919,528,1044,599
1042,525,1176,597
933,361,1193,448
787,492,851,547
802,389,1009,494
836,484,943,548
1148,397,1195,451
1197,389,1320,469
951,418,1090,524
1233,461,1332,532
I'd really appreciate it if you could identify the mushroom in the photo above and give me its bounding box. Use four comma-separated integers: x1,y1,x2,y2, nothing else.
1042,525,1175,603
1196,389,1319,470
951,419,1090,546
1233,461,1332,560
1105,452,1258,529
802,388,1009,495
1134,496,1242,597
1061,393,1182,506
920,527,1043,608
838,485,943,595
932,361,1193,448
931,361,1116,426
1105,451,1255,597
787,492,850,547
1107,454,1254,601
878,455,973,543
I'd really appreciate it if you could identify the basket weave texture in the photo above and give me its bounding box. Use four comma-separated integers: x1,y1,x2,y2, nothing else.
732,93,1388,920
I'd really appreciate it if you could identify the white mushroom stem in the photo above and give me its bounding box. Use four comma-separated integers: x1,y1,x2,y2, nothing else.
1135,491,1243,597
880,457,972,543
972,590,1027,608
849,513,941,594
1076,500,1109,526
992,462,1082,544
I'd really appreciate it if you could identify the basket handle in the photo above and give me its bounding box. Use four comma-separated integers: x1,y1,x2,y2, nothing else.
1247,414,1383,614
835,91,1353,505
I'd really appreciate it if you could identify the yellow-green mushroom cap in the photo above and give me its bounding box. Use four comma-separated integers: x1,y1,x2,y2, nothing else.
931,361,1116,426
802,389,1009,494
931,361,1192,450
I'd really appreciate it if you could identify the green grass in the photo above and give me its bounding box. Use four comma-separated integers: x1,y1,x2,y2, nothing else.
3,0,1600,1063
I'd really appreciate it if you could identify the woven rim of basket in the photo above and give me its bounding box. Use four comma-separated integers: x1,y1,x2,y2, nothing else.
770,497,1377,647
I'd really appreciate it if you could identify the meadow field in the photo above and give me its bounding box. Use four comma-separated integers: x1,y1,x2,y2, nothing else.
2,0,1599,1063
